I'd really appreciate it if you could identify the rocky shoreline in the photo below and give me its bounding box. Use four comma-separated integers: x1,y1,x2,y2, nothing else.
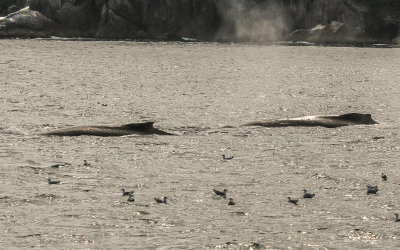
1,0,399,44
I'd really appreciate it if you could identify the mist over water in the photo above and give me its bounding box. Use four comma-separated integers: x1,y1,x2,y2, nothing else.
1,39,400,249
217,0,289,42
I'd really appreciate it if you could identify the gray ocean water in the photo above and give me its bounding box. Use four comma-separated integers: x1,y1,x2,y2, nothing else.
1,39,400,249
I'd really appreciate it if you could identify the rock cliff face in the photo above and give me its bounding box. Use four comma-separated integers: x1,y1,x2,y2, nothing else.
22,0,219,39
0,0,399,44
0,7,56,38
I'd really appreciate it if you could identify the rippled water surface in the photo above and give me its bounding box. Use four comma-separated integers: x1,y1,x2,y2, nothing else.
1,39,400,249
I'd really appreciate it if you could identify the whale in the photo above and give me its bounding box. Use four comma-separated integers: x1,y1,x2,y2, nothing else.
41,122,173,136
241,113,378,128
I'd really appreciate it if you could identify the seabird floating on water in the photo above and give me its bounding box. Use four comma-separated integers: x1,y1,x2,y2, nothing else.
47,178,60,185
127,193,135,202
155,197,167,204
303,189,315,198
213,189,227,199
381,173,387,181
288,197,298,205
228,198,235,205
121,189,134,196
367,185,378,194
222,155,234,160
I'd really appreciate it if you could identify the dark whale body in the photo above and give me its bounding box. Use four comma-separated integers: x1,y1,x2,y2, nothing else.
41,122,173,136
241,113,378,128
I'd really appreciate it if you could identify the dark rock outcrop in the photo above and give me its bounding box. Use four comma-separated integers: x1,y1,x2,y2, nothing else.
0,7,56,38
0,0,399,44
287,21,368,44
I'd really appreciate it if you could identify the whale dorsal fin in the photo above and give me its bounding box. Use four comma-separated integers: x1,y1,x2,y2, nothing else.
336,113,362,120
121,122,155,130
336,113,375,124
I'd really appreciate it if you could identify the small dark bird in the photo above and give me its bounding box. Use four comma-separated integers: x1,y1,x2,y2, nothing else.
228,198,235,205
222,155,234,160
303,189,315,198
47,178,60,185
213,189,227,199
155,197,167,204
288,197,298,205
395,213,400,222
381,173,387,181
367,185,378,194
121,189,134,196
127,193,135,202
83,160,90,167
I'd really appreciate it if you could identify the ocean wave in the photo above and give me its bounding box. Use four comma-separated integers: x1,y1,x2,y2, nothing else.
1,126,26,135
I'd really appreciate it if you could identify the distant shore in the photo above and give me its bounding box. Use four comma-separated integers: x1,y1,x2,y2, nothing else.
1,0,399,44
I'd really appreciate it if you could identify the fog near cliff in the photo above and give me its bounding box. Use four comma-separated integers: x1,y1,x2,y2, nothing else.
216,0,289,42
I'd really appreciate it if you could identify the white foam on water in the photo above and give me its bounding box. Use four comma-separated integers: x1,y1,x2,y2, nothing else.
2,126,26,135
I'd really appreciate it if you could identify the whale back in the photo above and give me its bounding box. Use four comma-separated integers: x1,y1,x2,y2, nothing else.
41,122,173,136
241,113,378,128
